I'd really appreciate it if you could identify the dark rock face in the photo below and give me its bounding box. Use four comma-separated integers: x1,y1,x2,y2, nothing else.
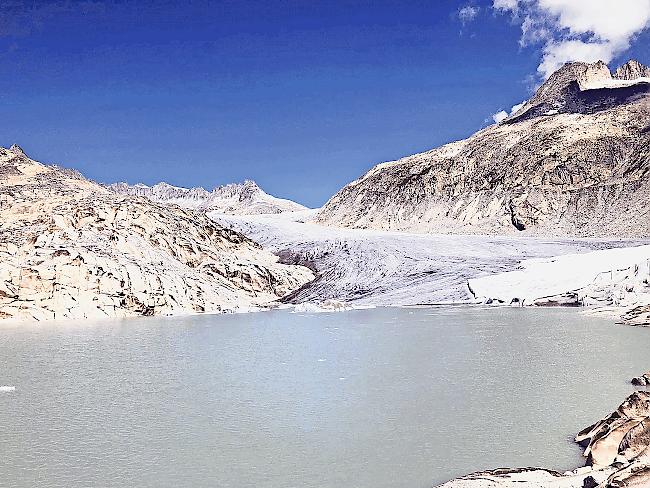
582,475,598,488
507,80,650,124
316,60,650,238
632,371,650,386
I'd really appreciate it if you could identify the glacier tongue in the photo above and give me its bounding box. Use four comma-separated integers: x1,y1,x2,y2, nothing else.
209,210,643,307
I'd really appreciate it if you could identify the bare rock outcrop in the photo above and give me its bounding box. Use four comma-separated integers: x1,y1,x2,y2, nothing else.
614,60,650,80
437,391,650,488
0,147,314,321
315,60,650,238
620,305,650,327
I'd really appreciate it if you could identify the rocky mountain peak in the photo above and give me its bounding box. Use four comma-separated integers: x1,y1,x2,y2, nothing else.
216,179,261,195
510,61,611,119
109,179,306,215
537,60,610,96
507,60,649,123
241,179,260,190
9,144,25,156
613,59,650,80
315,57,650,237
236,179,262,198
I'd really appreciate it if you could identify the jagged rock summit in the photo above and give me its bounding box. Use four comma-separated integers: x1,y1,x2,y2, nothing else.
0,147,314,321
108,179,307,215
316,60,650,237
9,144,25,156
508,60,612,119
614,59,650,80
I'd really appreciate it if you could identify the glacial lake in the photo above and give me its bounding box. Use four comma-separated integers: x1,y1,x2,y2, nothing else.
1,307,649,488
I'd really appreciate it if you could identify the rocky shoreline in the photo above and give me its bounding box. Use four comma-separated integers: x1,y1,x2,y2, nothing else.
436,381,650,488
0,146,314,321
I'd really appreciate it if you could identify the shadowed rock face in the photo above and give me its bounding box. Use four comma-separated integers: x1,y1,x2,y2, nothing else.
632,372,650,386
316,60,650,238
506,80,650,123
0,146,314,322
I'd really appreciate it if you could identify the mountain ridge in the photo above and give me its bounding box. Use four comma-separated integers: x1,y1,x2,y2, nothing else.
108,179,307,215
315,59,650,238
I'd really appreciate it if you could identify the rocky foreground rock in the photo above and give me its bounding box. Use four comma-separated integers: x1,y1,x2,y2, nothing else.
437,390,650,488
316,60,650,238
632,372,650,386
0,146,314,321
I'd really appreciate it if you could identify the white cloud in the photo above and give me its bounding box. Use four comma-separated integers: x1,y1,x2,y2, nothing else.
493,0,519,12
538,0,650,43
493,0,650,78
458,5,480,24
492,110,509,123
510,100,526,114
538,39,615,78
491,100,528,124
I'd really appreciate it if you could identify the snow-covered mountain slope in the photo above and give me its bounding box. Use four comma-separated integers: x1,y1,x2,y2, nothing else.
315,60,650,237
210,211,641,307
0,146,313,322
108,180,306,215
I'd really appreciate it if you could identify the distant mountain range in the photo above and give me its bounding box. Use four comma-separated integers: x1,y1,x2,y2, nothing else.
316,60,650,238
108,180,307,215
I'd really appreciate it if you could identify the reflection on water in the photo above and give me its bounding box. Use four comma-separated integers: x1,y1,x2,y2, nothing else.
0,307,648,488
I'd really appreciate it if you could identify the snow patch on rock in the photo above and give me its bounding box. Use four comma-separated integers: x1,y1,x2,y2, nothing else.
468,245,650,324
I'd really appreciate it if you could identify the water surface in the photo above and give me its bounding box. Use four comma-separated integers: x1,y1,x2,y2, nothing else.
1,307,648,488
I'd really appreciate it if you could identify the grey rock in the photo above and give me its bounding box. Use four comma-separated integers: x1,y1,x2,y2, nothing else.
632,371,650,386
613,60,650,80
316,60,650,238
437,391,650,487
582,475,598,488
619,305,650,327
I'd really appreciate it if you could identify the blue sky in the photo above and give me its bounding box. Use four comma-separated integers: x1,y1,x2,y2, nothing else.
2,0,649,207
